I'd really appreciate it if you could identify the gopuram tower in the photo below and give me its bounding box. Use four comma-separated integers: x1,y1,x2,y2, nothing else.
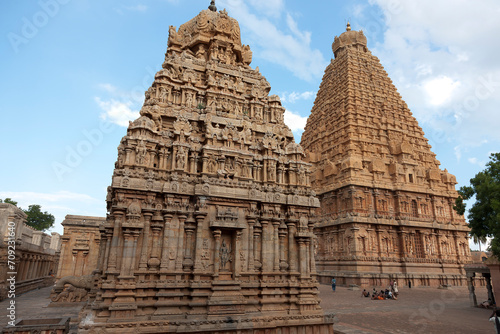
81,3,334,334
301,24,471,288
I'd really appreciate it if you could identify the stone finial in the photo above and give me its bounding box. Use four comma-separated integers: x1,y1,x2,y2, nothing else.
209,0,217,12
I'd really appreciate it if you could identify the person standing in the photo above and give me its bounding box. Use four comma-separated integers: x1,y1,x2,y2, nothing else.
331,277,336,292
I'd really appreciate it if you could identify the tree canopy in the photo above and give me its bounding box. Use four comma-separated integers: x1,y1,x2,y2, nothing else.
454,153,500,256
1,198,55,231
0,198,18,206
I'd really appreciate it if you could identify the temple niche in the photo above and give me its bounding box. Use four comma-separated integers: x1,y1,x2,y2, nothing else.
80,4,333,334
301,23,471,288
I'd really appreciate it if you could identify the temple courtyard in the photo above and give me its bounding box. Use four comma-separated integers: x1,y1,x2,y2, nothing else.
0,284,492,333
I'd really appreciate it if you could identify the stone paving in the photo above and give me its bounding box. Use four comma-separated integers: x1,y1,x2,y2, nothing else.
321,284,493,334
0,286,84,332
0,284,494,333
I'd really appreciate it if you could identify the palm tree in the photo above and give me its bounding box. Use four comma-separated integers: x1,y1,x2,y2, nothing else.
471,234,488,252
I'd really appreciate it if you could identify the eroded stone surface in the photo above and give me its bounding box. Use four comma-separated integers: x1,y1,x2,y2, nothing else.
80,6,333,334
301,25,471,287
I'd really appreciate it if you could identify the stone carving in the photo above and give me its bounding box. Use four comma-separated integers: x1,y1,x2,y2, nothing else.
302,24,471,288
81,4,332,334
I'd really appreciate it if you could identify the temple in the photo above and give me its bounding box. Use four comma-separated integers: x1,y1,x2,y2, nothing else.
78,4,334,333
301,23,471,287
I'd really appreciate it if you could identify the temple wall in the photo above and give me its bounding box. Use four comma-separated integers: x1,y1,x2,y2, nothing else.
0,203,61,300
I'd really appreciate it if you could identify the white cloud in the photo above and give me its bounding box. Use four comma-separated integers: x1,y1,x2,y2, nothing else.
361,0,500,149
95,97,140,127
422,76,460,106
219,0,327,81
284,109,307,132
281,91,315,103
249,0,284,18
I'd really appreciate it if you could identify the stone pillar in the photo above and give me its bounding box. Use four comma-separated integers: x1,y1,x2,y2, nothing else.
287,220,297,272
148,216,163,269
247,217,255,272
107,212,124,273
160,213,173,270
193,212,207,273
253,221,262,270
175,214,187,271
183,216,196,270
213,229,222,277
261,220,272,272
484,273,496,305
102,231,113,271
234,231,242,277
467,272,477,307
139,212,153,269
278,222,287,272
298,238,307,278
272,220,280,272
120,230,136,277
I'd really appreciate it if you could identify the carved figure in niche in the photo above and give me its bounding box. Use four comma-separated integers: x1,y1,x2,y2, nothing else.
241,45,252,65
196,44,206,59
220,239,232,270
207,156,217,173
241,161,250,178
297,166,306,185
268,161,276,182
135,141,148,165
168,25,180,46
235,77,244,93
225,158,235,177
186,92,193,107
176,147,186,170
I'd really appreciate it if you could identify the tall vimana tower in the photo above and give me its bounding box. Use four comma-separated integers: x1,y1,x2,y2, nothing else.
301,24,471,287
80,3,334,333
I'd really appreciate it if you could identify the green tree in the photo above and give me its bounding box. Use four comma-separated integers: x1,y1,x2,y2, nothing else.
0,198,18,206
454,153,500,256
24,204,55,231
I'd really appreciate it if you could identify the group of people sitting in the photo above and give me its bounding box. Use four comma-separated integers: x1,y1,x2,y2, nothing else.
361,280,399,300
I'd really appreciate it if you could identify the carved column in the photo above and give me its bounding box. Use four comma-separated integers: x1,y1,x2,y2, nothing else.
287,220,297,272
102,231,112,271
272,220,280,272
247,216,256,272
160,213,174,270
148,214,163,269
183,216,196,270
193,212,207,273
253,221,262,270
278,222,288,272
175,214,187,271
234,231,242,277
120,230,135,277
107,211,124,273
213,229,222,277
467,272,477,307
298,238,307,278
309,220,317,274
138,212,153,269
261,220,272,272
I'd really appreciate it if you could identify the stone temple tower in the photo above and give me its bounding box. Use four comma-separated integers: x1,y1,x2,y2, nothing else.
81,4,334,334
301,24,471,288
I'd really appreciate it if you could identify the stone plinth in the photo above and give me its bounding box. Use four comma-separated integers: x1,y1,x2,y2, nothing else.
301,23,471,288
2,317,70,334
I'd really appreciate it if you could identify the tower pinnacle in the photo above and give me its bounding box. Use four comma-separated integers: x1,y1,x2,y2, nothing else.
346,21,351,31
209,0,217,12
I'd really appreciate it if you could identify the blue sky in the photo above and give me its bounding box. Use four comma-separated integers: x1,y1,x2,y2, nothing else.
1,0,499,251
